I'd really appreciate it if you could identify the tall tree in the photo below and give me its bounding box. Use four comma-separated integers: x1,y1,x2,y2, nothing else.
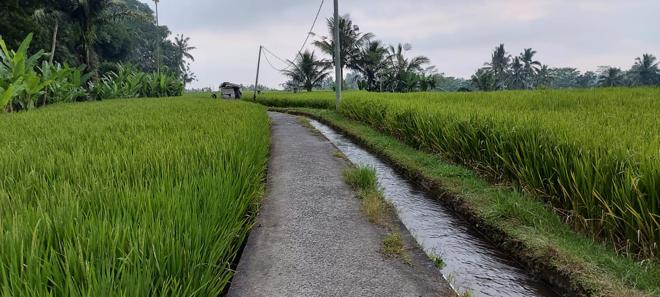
281,50,331,92
535,64,552,88
313,15,374,84
519,48,541,88
353,40,389,91
173,34,195,86
485,44,510,89
549,67,581,88
598,67,624,87
153,0,160,73
386,43,430,92
471,68,497,91
508,57,526,89
630,54,660,86
67,0,133,70
33,3,70,64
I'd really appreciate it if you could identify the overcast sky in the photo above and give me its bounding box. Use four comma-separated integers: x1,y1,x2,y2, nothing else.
138,0,660,89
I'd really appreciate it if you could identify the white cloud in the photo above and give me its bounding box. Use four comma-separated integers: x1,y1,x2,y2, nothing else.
140,0,660,89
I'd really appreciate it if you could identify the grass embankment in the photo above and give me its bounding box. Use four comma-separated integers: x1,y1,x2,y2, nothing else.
0,97,269,295
273,107,660,297
255,88,660,259
342,166,408,260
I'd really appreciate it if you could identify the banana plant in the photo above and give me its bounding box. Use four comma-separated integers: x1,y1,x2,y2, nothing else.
0,33,51,111
40,62,91,104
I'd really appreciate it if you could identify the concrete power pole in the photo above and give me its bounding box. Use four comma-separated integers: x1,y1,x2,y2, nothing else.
333,0,341,109
253,46,263,100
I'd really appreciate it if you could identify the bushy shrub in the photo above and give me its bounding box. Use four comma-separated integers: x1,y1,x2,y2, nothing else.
1,34,185,112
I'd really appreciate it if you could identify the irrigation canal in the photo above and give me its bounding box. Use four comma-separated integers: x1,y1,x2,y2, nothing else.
309,118,559,297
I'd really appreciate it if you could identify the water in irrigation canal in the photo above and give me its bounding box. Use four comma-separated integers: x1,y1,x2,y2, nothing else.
309,119,559,297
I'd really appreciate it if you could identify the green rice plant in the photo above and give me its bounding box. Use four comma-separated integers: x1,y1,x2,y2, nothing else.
261,88,660,257
250,91,336,109
0,96,269,295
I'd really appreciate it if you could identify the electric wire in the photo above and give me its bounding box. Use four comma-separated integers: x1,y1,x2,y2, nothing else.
261,0,326,72
293,0,325,61
262,50,288,72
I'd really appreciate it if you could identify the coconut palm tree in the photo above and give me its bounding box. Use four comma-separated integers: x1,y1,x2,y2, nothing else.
471,68,497,91
535,64,552,88
173,34,195,81
313,15,374,85
520,48,541,88
352,40,390,91
485,44,510,89
630,54,660,86
385,43,430,92
508,57,526,89
281,51,331,92
153,0,160,73
598,67,624,87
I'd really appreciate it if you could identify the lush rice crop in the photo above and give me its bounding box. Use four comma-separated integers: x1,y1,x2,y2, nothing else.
259,88,660,257
0,97,269,295
252,91,336,109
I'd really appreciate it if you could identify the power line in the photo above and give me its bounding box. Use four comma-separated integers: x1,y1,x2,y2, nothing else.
253,0,327,94
262,0,325,72
262,50,283,72
294,0,325,60
262,47,292,68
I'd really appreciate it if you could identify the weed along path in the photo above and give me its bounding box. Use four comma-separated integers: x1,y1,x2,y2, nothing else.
228,112,453,297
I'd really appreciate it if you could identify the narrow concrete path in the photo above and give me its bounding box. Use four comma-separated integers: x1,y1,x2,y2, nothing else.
228,113,452,297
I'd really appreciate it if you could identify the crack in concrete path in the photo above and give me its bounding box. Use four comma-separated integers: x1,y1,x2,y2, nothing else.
227,112,453,297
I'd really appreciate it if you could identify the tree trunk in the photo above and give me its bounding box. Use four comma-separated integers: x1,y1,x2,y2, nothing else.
49,19,58,64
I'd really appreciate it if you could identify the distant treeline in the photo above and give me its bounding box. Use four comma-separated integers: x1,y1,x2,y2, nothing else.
279,15,659,93
0,0,196,112
0,0,194,79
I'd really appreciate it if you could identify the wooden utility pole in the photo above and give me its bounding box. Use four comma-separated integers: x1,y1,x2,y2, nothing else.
253,46,263,100
333,0,341,109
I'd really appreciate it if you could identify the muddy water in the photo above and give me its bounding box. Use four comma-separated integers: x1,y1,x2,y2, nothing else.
309,119,559,297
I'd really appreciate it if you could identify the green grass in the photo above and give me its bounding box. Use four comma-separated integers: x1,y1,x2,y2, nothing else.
343,166,378,191
342,166,409,263
381,233,405,257
0,96,270,295
281,108,660,296
256,88,660,258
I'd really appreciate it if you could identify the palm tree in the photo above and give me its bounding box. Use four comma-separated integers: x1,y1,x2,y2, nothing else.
520,48,541,88
353,40,389,91
535,64,552,88
509,57,526,89
281,51,331,92
153,0,160,74
174,34,196,84
313,15,374,86
385,43,430,92
598,67,624,87
471,68,497,91
181,62,196,88
485,44,510,89
630,54,660,86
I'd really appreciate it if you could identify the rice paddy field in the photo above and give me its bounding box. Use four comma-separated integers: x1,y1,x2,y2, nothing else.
0,96,269,295
256,88,660,257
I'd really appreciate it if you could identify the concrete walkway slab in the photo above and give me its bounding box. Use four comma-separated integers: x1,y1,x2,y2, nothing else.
227,112,453,297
